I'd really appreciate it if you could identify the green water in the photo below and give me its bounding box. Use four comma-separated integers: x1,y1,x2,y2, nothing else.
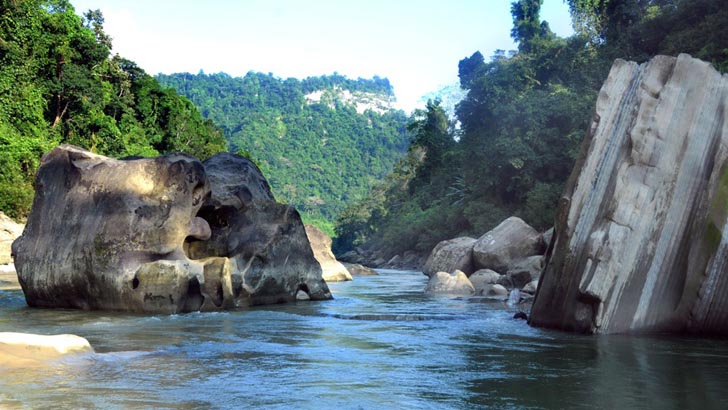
1,270,727,409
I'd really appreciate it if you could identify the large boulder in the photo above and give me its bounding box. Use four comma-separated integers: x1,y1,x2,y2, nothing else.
529,55,728,335
0,332,94,367
0,212,23,265
425,270,475,296
472,217,543,272
422,237,476,277
304,224,352,282
181,153,332,305
12,146,331,313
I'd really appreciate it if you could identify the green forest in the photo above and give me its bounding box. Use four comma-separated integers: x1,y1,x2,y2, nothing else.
0,0,227,219
333,0,728,256
156,72,410,234
2,0,727,258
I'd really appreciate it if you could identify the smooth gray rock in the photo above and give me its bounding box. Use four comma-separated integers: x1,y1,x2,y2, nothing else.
304,224,352,282
530,55,728,335
13,145,331,312
472,217,543,272
469,269,502,294
423,237,476,277
486,284,508,299
425,270,475,296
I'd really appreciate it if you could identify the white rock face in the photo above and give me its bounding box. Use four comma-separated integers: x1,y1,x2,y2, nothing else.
0,332,94,367
530,54,728,335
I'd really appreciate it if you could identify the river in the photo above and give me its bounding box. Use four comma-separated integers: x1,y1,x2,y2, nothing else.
1,269,727,409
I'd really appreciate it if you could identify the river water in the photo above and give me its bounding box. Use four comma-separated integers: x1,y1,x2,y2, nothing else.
1,269,727,409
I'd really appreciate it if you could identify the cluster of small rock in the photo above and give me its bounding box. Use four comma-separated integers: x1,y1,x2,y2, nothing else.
338,248,425,271
422,217,551,303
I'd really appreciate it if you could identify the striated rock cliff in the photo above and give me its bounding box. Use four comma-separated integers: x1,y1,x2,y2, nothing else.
12,146,331,313
529,54,728,335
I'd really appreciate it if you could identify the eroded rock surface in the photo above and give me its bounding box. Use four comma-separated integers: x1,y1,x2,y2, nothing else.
12,146,331,313
530,55,728,335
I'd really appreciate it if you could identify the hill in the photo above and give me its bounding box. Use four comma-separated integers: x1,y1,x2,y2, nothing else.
0,1,226,219
333,0,728,258
157,72,411,232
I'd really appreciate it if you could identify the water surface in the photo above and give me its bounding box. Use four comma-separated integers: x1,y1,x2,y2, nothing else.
1,270,727,409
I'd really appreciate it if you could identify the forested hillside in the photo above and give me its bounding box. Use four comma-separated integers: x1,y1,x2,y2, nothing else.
334,0,728,256
156,72,410,233
0,0,227,219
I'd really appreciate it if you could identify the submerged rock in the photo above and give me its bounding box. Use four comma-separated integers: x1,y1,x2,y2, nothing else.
12,146,331,313
0,332,93,367
530,55,728,335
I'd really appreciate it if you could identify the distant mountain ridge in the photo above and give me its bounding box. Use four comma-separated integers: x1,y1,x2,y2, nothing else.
156,72,410,233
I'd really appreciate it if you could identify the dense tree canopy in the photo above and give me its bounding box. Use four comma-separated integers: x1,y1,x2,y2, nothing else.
157,72,410,234
0,0,227,219
333,0,728,257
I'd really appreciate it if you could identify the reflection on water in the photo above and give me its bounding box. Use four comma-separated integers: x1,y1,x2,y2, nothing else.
2,270,728,409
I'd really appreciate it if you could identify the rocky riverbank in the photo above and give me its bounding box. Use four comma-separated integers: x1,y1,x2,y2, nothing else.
421,217,550,304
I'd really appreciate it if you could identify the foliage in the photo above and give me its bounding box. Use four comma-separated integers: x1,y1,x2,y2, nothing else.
334,0,728,258
566,0,728,71
0,0,226,219
156,72,410,226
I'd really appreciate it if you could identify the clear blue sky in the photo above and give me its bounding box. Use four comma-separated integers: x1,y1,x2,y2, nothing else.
71,0,573,112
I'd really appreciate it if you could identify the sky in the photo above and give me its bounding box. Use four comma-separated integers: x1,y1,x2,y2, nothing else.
71,0,573,113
